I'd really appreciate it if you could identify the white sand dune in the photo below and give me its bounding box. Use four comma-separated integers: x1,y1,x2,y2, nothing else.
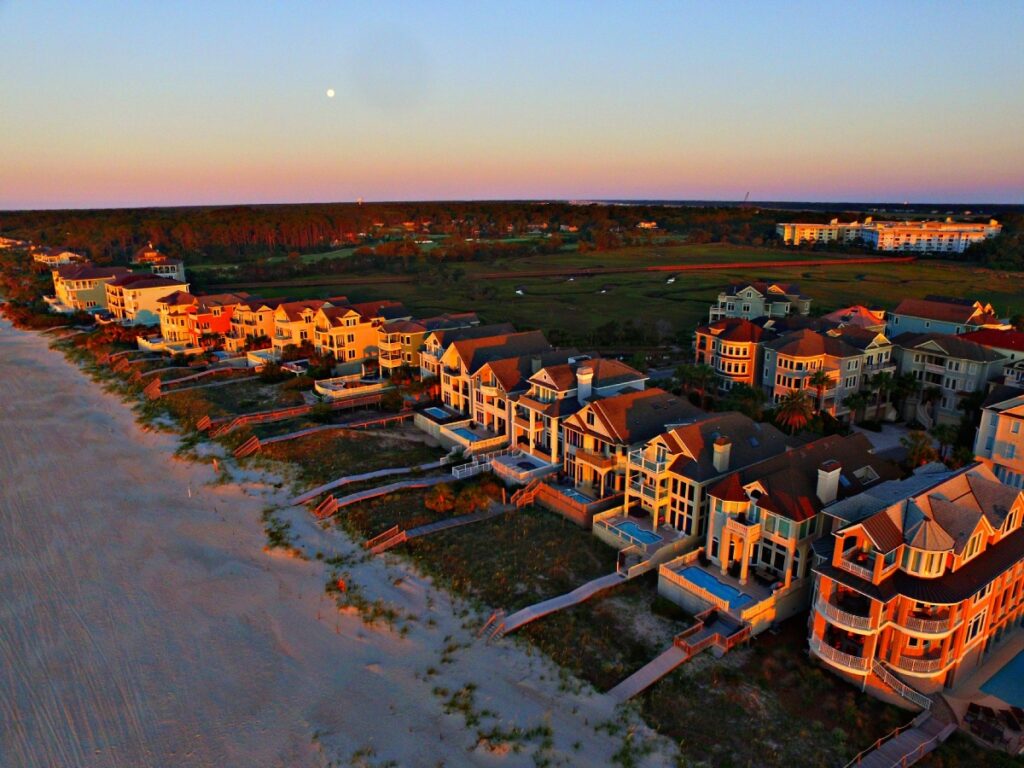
0,321,671,768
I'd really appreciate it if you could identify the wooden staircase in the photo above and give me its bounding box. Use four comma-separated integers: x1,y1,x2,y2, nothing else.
233,435,261,459
363,525,408,555
312,495,340,519
510,479,542,508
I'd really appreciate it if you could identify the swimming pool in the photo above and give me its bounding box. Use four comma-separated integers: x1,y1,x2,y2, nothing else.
981,650,1024,707
423,406,451,420
449,426,481,442
675,566,753,610
616,520,663,546
559,487,593,504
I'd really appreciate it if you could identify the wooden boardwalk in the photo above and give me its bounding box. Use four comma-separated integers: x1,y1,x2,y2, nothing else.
606,647,689,703
290,456,454,506
491,572,627,638
312,476,453,519
845,714,955,768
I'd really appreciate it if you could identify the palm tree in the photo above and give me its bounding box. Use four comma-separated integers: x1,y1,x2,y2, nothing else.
676,363,717,409
901,430,938,468
807,369,832,414
892,372,921,414
776,389,814,435
722,383,767,420
870,371,895,421
930,423,959,461
843,391,869,425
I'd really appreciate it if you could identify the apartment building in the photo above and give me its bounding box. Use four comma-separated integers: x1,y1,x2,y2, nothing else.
694,318,773,392
624,411,792,545
708,281,811,322
809,464,1024,700
511,358,648,466
49,263,132,313
886,296,1008,337
104,274,190,325
893,333,1006,426
762,327,894,416
437,330,552,414
311,300,409,364
377,312,478,375
419,323,516,381
560,388,701,503
778,218,1002,253
975,387,1024,489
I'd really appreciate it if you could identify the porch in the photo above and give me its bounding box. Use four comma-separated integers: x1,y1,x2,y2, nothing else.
491,450,558,485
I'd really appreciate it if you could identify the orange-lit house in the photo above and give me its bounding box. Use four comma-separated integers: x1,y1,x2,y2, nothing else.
693,318,773,392
311,300,409,364
154,290,251,352
225,297,291,353
419,323,515,382
809,463,1024,706
377,312,478,376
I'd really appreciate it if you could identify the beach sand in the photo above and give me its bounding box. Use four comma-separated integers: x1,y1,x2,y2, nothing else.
0,320,669,767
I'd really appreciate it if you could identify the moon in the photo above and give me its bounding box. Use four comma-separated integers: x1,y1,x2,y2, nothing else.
326,88,335,98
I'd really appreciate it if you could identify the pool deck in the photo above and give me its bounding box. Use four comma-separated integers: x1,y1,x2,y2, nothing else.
946,632,1024,714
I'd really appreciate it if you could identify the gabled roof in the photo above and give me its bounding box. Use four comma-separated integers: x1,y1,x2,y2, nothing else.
348,300,408,320
195,292,250,310
822,305,886,329
722,281,802,298
892,332,1005,363
568,388,702,446
426,322,516,347
665,411,792,482
696,317,773,343
107,274,185,290
450,330,551,374
54,263,131,281
278,299,335,322
891,297,1001,326
961,329,1024,353
157,290,196,307
529,357,646,392
764,328,860,359
235,297,292,312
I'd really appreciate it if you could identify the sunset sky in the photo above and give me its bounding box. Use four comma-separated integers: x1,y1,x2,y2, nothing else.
2,0,1023,209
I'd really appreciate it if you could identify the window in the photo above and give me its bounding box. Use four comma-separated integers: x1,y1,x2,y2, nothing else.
1012,421,1021,435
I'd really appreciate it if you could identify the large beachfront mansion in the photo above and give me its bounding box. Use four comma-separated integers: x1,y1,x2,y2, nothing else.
777,218,1002,253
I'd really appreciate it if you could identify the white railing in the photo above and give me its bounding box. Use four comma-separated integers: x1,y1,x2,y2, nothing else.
871,660,932,711
314,378,390,401
816,596,874,631
900,612,957,635
894,654,945,674
837,557,875,581
809,636,870,672
627,450,668,474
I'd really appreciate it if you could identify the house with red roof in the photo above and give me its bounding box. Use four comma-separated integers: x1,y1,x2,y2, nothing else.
886,296,1009,337
49,263,132,313
104,273,190,325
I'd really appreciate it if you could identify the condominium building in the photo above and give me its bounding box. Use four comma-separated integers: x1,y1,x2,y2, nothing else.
708,281,811,322
975,387,1024,489
778,218,1002,253
511,358,648,466
49,263,132,313
104,274,190,325
809,464,1024,701
892,333,1007,426
762,327,895,416
694,318,773,392
886,296,1008,337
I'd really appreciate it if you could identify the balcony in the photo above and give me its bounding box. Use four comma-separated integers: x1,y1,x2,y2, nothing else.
837,551,876,581
923,361,947,376
628,449,668,474
899,609,960,635
893,652,946,675
378,337,402,351
513,414,533,430
479,383,501,398
809,635,870,673
816,594,874,632
725,515,762,541
629,479,665,502
575,448,617,470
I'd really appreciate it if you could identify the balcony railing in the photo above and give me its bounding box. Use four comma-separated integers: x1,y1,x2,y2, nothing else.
628,450,668,473
816,596,874,632
575,448,617,470
809,636,870,672
725,516,762,541
899,611,959,635
479,384,501,398
629,479,664,501
837,554,875,581
894,654,945,674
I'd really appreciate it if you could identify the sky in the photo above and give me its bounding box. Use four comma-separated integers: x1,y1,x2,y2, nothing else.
1,0,1023,209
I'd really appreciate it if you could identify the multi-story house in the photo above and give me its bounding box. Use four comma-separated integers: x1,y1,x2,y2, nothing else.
975,387,1024,489
621,411,792,547
708,281,811,322
49,263,132,313
311,300,409,365
32,247,81,267
377,312,478,376
437,330,552,415
762,327,894,416
132,242,187,282
961,329,1024,368
886,296,1008,337
560,387,701,507
510,358,647,467
657,433,898,635
104,274,189,325
155,291,250,351
778,218,1002,253
419,323,515,381
694,318,773,392
271,299,343,358
809,464,1024,703
822,305,886,332
156,291,199,346
893,333,1007,426
225,297,291,353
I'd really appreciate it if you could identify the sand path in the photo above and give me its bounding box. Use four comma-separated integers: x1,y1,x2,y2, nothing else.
0,320,667,768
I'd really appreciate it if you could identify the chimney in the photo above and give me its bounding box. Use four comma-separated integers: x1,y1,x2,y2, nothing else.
817,460,842,505
530,355,543,374
713,436,731,473
576,365,594,404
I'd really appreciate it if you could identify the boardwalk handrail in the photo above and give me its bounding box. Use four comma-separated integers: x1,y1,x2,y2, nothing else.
364,525,401,550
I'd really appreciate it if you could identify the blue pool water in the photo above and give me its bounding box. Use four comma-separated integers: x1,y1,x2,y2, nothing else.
423,406,451,419
449,426,481,442
981,650,1024,707
676,566,753,610
560,487,593,504
617,520,663,545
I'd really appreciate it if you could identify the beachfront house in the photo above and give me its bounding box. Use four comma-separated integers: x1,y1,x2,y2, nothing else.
48,263,132,313
377,312,478,376
311,300,409,365
104,274,190,325
694,317,774,393
419,323,515,381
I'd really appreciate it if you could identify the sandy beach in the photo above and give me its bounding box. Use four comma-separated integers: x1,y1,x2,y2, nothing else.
0,319,668,768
